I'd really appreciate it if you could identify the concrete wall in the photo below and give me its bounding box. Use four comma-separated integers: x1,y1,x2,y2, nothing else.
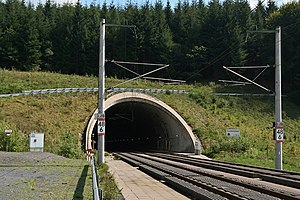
85,92,197,153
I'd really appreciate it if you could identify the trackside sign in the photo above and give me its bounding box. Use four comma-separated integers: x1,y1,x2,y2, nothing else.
98,117,105,136
226,129,240,137
275,122,284,142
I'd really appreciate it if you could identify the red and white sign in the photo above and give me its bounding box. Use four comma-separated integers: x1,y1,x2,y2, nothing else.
98,117,105,136
275,122,284,142
5,130,12,136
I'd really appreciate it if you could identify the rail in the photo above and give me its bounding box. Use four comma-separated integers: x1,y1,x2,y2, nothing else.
115,152,300,200
91,156,103,200
0,87,186,98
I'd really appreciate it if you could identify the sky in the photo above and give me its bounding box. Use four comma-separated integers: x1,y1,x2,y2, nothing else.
30,0,296,8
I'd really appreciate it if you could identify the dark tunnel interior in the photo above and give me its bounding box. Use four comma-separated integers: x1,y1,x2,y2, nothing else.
92,101,167,152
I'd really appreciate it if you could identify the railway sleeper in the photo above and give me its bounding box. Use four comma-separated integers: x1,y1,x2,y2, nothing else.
155,153,300,185
115,154,299,200
139,164,172,180
147,153,259,178
166,176,228,200
120,153,276,199
259,174,300,189
143,153,300,199
113,153,142,167
138,165,229,200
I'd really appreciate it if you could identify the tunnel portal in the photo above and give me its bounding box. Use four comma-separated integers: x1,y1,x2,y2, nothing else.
85,92,196,153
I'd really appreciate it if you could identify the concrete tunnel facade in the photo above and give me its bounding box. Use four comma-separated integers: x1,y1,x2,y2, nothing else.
85,92,197,152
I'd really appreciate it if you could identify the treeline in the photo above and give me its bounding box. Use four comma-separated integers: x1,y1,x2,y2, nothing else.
0,0,300,90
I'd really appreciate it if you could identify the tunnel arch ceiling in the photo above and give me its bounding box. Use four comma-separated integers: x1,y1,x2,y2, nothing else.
86,92,196,152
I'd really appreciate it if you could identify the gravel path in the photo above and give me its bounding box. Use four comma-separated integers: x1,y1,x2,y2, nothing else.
0,152,92,200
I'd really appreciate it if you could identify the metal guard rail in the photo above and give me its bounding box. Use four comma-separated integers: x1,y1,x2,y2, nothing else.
91,156,103,200
0,87,186,98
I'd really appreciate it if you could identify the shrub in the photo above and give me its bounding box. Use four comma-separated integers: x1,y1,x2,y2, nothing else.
58,131,82,159
0,124,28,151
204,137,251,158
222,137,251,153
189,91,210,107
98,163,122,200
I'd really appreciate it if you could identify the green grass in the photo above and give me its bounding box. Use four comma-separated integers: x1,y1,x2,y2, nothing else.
160,89,300,171
0,69,98,93
97,163,122,199
0,153,93,200
1,69,300,172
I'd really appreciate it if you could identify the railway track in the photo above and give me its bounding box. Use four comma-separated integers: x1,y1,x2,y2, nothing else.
114,152,300,200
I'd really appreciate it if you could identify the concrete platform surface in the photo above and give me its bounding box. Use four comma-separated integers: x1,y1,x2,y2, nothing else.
106,157,189,200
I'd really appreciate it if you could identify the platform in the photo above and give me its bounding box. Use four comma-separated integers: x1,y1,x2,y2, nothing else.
106,157,189,200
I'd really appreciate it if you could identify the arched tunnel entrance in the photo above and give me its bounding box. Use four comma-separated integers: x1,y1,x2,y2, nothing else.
85,92,197,153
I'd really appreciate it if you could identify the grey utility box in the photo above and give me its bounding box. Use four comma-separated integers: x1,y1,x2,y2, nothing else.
29,132,44,152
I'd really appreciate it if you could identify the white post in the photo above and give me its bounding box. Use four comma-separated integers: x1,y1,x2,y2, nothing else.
275,26,282,170
98,19,105,164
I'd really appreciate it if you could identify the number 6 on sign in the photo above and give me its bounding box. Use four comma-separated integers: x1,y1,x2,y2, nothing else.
275,122,284,142
98,117,105,136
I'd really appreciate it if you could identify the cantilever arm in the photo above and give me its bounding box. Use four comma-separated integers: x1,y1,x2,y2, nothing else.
223,66,274,94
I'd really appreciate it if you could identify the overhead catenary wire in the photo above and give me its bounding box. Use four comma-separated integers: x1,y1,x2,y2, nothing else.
109,64,169,89
187,2,299,83
250,16,300,50
227,65,273,69
109,60,186,83
143,77,185,83
281,19,300,31
219,80,251,85
185,41,238,81
109,60,167,67
223,66,273,93
112,61,140,76
182,3,260,82
252,65,270,82
184,0,268,82
220,64,273,88
105,18,185,86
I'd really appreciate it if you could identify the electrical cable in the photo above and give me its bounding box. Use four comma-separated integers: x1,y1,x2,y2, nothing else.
184,1,267,81
281,19,300,30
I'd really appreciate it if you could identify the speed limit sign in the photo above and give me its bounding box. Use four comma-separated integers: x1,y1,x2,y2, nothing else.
98,117,105,136
275,122,284,142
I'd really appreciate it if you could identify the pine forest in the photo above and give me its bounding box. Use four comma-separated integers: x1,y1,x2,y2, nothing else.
0,0,300,94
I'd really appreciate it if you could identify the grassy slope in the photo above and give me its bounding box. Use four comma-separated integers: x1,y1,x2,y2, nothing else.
0,152,93,200
1,69,300,171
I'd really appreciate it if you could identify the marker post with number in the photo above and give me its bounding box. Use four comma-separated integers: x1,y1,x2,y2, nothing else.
98,19,105,164
5,130,12,152
275,122,284,142
98,116,105,137
275,27,282,170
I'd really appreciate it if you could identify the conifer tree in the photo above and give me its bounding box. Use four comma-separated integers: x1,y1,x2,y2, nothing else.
267,2,300,89
20,3,42,71
0,0,22,69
